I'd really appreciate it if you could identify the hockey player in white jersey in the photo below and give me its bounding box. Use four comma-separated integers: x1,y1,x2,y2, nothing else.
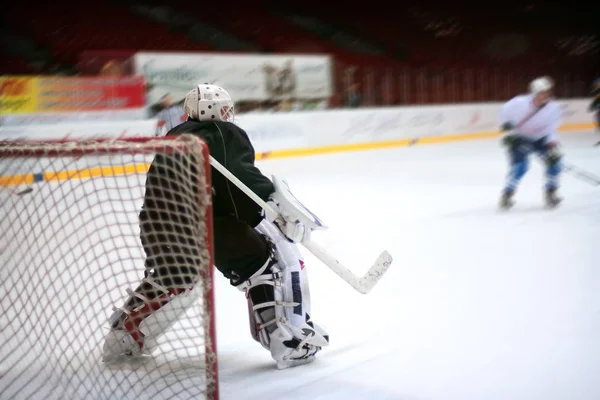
101,84,329,369
499,76,563,209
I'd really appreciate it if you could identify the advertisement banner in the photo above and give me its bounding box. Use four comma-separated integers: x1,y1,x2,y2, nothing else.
0,76,146,116
0,76,38,115
133,52,333,105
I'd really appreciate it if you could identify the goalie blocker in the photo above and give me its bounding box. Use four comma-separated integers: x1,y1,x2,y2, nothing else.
102,84,329,369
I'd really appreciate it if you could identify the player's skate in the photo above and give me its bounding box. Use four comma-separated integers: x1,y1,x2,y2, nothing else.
545,187,562,208
237,220,329,369
499,188,515,210
102,279,201,362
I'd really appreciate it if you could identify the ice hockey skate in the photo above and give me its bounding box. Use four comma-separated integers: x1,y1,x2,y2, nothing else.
545,187,563,208
499,188,515,210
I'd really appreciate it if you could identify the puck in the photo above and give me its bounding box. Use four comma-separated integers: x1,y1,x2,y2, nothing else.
16,188,34,196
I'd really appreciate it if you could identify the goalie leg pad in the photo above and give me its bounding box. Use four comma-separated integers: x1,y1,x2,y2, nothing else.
102,274,200,362
103,205,208,362
236,220,329,369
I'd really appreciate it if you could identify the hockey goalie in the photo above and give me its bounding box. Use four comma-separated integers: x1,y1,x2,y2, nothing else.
102,84,329,369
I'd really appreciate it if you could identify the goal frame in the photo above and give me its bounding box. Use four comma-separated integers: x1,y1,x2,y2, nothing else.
0,134,219,400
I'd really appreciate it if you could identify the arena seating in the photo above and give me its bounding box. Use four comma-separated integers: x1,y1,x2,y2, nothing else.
1,1,596,104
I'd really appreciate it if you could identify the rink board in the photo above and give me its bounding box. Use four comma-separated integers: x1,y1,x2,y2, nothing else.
0,99,596,185
234,98,594,159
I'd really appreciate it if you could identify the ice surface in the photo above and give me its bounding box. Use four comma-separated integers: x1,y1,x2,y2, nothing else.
2,131,599,400
216,131,600,400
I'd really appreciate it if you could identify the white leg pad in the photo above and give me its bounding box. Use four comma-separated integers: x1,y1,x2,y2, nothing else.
237,220,329,368
139,285,201,353
102,282,200,362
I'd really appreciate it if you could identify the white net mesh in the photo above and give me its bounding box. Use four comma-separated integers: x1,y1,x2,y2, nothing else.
0,135,218,400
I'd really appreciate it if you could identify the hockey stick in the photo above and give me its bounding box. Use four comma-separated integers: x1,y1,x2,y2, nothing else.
534,151,600,187
563,162,600,186
208,155,393,294
532,156,600,187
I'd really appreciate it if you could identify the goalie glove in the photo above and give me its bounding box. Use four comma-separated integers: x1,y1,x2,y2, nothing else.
262,176,327,244
264,199,311,243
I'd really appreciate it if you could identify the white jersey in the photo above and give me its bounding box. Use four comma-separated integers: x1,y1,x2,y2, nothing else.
499,94,561,142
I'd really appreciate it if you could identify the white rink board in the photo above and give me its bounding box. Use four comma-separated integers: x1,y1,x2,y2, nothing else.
0,120,162,176
0,119,161,141
235,99,594,154
0,108,148,127
0,99,594,171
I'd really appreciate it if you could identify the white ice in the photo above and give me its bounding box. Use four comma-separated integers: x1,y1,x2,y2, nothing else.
1,131,599,400
215,131,600,400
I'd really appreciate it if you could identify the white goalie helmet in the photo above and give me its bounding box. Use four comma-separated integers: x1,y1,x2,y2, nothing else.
529,76,554,94
183,84,235,122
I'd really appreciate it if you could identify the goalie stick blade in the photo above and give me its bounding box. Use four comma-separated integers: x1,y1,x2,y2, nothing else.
356,250,393,294
303,240,393,294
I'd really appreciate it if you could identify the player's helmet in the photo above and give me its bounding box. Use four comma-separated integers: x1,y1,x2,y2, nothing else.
184,84,235,122
529,76,554,94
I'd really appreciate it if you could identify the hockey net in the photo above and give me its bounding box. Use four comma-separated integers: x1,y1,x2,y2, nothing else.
0,135,218,400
